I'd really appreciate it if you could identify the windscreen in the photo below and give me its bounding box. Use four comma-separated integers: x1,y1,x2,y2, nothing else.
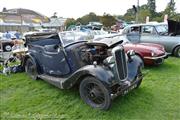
155,25,168,34
59,31,93,46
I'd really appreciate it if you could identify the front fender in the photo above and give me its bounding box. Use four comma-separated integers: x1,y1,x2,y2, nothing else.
62,65,115,89
172,43,180,53
127,55,142,81
22,53,41,73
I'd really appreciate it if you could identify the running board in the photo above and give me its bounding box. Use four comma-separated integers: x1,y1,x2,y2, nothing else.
38,74,66,89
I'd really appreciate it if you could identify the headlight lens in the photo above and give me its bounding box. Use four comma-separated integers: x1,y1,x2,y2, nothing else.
151,51,155,56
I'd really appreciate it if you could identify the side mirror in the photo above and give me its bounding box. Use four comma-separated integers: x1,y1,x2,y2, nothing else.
127,50,135,56
127,50,135,62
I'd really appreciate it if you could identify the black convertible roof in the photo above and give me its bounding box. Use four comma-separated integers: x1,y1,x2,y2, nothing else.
168,20,180,35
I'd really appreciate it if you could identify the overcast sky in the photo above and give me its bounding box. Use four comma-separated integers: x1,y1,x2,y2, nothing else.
1,0,180,18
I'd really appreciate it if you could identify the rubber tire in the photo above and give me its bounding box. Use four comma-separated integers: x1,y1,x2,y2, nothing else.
135,77,143,89
25,58,38,80
174,46,180,58
3,44,12,52
79,77,111,110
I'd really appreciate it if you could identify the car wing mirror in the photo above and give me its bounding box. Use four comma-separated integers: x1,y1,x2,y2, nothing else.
127,50,135,56
127,50,135,62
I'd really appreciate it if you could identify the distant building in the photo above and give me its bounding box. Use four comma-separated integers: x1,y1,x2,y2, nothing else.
0,8,50,33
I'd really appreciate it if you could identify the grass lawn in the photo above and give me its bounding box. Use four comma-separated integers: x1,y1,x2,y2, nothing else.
0,57,180,120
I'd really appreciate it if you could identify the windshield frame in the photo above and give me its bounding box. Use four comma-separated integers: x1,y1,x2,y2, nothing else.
59,31,93,47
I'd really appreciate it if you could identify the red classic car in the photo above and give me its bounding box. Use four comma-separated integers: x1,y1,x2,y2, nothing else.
123,42,168,66
94,35,168,66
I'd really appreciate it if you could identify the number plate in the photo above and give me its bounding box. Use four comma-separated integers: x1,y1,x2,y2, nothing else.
123,84,137,95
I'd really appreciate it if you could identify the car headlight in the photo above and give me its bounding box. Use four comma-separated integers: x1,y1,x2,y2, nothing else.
162,47,165,52
151,51,155,57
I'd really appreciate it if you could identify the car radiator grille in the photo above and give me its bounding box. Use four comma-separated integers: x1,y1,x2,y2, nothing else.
112,46,128,81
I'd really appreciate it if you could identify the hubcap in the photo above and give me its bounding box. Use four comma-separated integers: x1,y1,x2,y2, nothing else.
5,45,11,51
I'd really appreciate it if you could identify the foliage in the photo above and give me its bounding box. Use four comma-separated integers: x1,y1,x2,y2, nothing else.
100,14,117,27
120,0,180,23
123,8,136,22
138,5,151,23
76,12,99,25
163,0,177,20
51,12,58,18
64,18,76,29
0,57,180,119
63,1,180,28
65,12,117,28
147,0,156,16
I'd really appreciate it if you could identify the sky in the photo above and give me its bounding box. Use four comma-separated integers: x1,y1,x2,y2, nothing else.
0,0,180,19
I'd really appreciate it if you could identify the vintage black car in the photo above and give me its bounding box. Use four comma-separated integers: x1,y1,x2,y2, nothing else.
23,31,143,110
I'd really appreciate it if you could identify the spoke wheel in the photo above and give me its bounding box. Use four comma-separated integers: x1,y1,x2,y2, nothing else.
4,44,12,52
80,77,111,110
25,58,38,80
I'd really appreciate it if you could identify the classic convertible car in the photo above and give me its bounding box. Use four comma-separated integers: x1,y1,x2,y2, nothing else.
122,20,180,57
23,31,143,110
94,35,168,66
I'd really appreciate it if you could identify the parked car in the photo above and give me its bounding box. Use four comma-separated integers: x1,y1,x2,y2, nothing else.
94,35,168,66
0,39,14,52
0,31,22,52
122,20,180,57
24,31,143,110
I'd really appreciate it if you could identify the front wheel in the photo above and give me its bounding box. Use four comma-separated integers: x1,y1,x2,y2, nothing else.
79,77,111,110
25,58,38,80
174,46,180,57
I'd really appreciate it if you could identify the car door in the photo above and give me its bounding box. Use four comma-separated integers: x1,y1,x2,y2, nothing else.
126,26,141,43
140,25,160,44
40,37,70,76
140,25,174,52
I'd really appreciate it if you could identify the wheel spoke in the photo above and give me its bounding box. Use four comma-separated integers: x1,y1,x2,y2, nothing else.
85,83,105,104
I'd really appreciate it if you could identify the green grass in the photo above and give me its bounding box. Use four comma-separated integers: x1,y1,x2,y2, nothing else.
0,57,180,120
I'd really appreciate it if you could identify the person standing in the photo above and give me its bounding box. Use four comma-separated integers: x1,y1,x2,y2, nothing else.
14,30,21,39
5,31,11,39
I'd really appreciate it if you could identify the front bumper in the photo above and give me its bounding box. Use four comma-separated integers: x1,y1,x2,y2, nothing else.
144,53,168,65
111,74,143,100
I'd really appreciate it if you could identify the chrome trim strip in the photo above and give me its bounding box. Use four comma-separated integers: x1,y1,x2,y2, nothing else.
144,54,167,59
112,46,128,82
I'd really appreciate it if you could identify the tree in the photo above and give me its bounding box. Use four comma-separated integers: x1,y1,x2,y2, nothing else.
123,8,136,22
138,5,151,22
51,12,58,18
64,18,76,29
147,0,156,16
76,12,100,25
164,0,176,18
100,14,117,27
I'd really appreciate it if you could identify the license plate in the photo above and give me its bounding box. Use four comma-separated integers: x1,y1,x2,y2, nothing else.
123,84,137,95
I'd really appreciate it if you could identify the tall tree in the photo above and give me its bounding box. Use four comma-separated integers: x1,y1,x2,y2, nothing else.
76,12,100,25
100,14,117,27
123,8,136,22
164,0,176,18
138,5,151,22
64,18,76,29
51,12,58,18
147,0,156,16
